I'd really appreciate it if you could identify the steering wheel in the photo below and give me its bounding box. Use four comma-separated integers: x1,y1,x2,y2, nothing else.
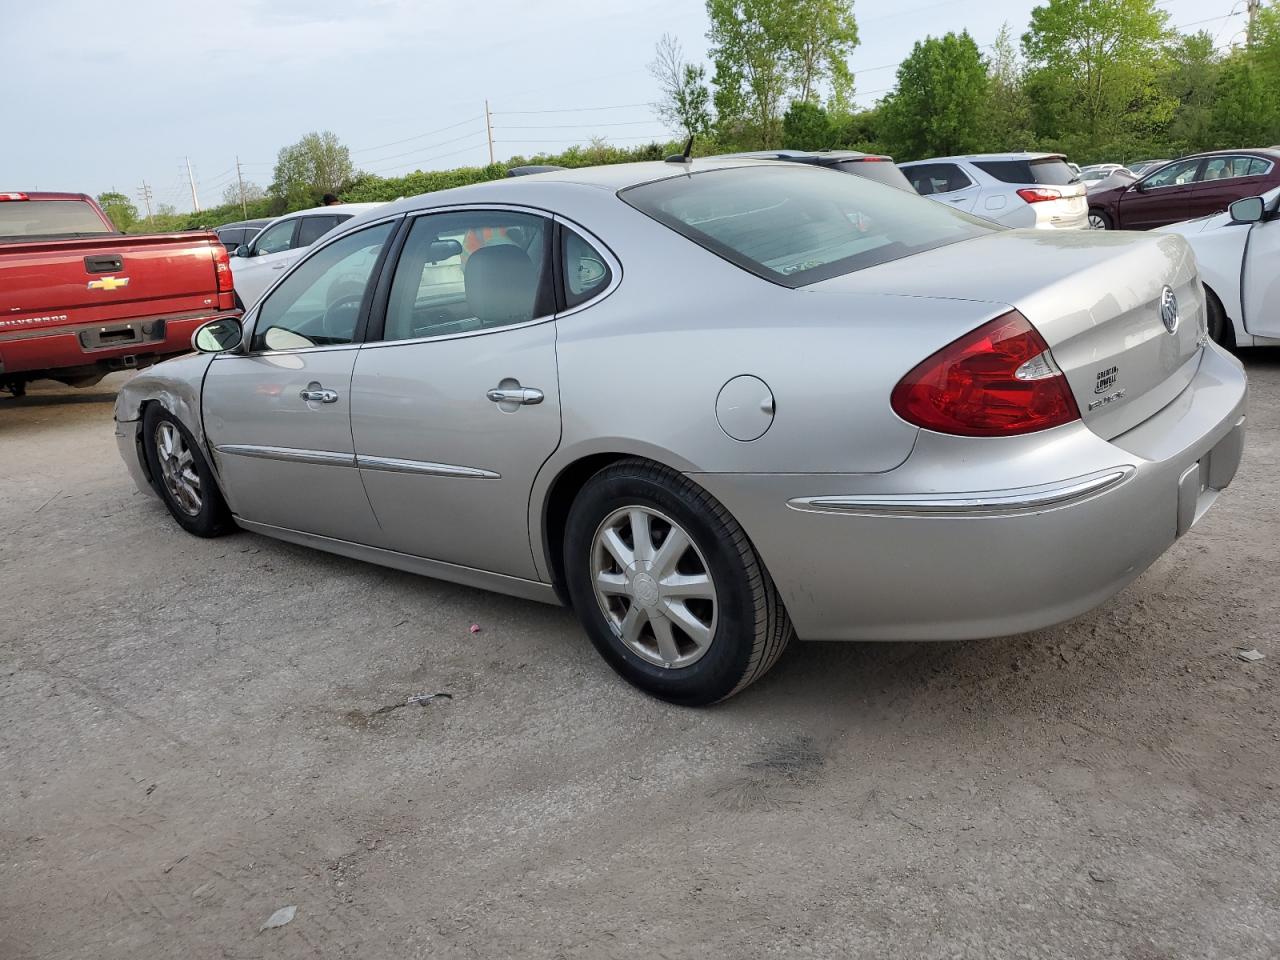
321,295,364,342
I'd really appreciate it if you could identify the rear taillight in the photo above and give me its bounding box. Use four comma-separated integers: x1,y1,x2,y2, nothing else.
1016,187,1062,204
890,310,1081,437
213,243,235,310
0,192,29,202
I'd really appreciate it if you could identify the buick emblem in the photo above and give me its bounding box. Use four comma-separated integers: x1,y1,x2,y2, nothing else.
1160,286,1180,334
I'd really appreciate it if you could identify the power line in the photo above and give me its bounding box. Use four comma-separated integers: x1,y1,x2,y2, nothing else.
359,128,488,166
351,114,486,154
362,138,490,175
496,120,669,129
493,102,654,115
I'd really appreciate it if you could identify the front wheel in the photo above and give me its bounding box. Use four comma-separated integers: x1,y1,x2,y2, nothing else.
1088,209,1113,230
564,459,792,705
142,404,236,537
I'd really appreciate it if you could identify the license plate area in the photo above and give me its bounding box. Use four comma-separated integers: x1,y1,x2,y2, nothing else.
78,319,165,351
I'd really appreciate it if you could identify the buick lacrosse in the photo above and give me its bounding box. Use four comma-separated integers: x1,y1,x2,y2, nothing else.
115,159,1247,704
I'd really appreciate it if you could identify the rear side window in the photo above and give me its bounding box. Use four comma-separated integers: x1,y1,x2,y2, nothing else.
903,163,972,196
562,228,612,308
973,158,1077,186
296,215,340,247
0,200,114,239
1248,157,1273,176
831,160,917,193
621,165,1001,289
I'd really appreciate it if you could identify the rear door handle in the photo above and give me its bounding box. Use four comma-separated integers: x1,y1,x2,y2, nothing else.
271,263,288,270
300,383,339,403
486,386,544,405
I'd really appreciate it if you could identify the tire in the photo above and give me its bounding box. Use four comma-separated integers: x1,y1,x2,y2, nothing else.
141,404,235,538
1088,209,1113,230
1204,285,1236,351
563,458,792,705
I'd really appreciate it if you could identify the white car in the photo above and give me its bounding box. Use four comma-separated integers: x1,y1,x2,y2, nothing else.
1080,163,1133,184
1159,188,1280,348
898,153,1088,229
229,203,385,307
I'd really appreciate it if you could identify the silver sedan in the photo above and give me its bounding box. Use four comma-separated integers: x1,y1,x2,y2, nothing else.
115,159,1247,704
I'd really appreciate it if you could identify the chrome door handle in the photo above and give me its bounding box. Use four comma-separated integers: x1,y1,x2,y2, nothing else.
486,386,544,405
300,384,339,403
271,263,288,270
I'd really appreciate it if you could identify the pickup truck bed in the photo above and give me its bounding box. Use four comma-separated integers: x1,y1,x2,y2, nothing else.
0,192,239,394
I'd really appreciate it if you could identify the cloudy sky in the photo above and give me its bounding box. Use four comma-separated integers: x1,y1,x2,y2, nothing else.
9,0,1246,213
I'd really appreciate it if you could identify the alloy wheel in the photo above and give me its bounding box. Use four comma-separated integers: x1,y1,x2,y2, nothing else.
153,421,202,517
1088,213,1108,230
590,505,718,669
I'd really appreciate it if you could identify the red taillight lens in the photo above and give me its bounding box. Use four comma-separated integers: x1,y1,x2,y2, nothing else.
0,192,29,202
214,244,233,292
1016,187,1062,204
890,311,1081,437
213,243,236,310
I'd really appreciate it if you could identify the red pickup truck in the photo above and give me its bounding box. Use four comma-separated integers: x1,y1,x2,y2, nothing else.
0,191,239,396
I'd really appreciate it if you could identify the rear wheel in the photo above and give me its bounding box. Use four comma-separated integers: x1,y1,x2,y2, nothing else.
142,405,235,537
1088,209,1112,230
1204,286,1236,351
564,458,792,705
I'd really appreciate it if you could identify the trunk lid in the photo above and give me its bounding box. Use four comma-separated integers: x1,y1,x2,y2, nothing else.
812,229,1205,439
0,232,226,336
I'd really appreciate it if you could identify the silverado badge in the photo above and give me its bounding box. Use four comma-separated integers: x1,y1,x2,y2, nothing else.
87,275,130,291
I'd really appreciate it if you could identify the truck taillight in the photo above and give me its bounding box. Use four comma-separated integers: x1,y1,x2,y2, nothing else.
1016,187,1062,204
213,243,236,310
890,311,1081,437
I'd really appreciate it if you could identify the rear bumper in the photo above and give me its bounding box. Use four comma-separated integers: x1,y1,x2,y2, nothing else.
694,344,1247,641
0,311,235,378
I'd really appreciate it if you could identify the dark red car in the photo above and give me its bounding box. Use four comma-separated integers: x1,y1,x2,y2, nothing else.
1088,148,1280,230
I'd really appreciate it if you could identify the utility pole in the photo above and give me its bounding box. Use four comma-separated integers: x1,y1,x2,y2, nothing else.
235,156,248,218
485,99,495,165
1248,0,1261,46
185,156,201,213
136,181,154,224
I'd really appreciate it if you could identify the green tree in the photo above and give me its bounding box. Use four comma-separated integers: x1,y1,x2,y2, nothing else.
221,180,266,209
96,191,138,231
1022,0,1175,157
270,131,354,209
649,34,713,140
782,100,835,149
786,0,859,103
1209,55,1280,147
977,24,1036,152
707,0,796,146
1161,32,1222,154
878,32,989,160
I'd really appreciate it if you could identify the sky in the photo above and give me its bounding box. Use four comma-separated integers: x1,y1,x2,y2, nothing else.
7,0,1249,214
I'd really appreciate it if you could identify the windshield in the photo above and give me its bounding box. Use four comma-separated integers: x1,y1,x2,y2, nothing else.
0,199,115,239
620,165,1001,288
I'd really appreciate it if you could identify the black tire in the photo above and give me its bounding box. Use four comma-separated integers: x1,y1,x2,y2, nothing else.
3,381,26,398
1204,285,1236,351
1088,209,1113,230
563,458,792,706
141,404,236,538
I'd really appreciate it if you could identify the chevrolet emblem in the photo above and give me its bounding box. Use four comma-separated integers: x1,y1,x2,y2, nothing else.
87,275,130,291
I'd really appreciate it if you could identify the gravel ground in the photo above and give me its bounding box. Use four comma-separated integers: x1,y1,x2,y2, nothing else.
2,355,1278,960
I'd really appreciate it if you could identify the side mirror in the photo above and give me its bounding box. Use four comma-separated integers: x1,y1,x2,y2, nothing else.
192,316,243,354
1229,195,1265,224
235,244,250,258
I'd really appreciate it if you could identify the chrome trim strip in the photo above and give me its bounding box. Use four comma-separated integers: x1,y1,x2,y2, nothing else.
216,444,355,467
356,455,500,479
788,468,1134,517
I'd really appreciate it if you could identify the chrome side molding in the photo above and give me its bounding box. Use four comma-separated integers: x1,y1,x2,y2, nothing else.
214,445,500,479
216,444,355,467
788,467,1135,517
356,455,500,480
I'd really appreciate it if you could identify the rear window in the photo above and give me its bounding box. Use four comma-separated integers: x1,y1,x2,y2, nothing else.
973,158,1077,186
620,165,1001,288
0,200,115,239
830,160,917,193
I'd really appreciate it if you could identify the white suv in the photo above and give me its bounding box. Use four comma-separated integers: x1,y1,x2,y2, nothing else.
898,153,1088,229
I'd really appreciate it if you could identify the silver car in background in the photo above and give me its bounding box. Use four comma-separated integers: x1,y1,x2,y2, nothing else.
899,152,1089,229
115,160,1246,705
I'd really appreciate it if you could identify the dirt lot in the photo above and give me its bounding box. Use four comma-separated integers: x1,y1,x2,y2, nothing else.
2,355,1278,960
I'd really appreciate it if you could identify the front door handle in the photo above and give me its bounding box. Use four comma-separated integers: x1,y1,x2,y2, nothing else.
486,386,544,405
271,262,288,270
300,383,339,403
